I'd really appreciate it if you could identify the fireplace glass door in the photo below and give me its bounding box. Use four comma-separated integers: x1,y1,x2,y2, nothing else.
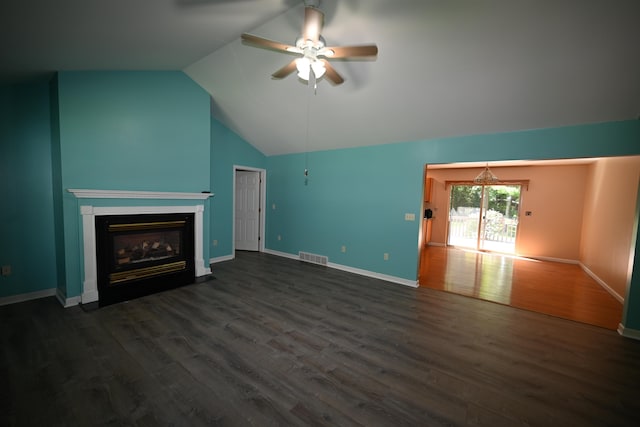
95,213,195,306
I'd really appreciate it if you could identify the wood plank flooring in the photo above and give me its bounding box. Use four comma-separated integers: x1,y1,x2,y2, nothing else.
2,251,640,426
419,245,624,330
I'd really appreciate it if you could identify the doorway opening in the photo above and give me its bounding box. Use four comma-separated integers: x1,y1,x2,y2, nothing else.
447,184,521,253
233,166,266,253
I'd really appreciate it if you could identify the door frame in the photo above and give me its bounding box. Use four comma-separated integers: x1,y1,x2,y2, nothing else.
233,165,266,254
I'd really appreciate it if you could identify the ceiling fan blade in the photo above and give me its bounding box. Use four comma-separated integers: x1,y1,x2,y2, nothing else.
272,60,298,79
320,60,344,85
302,6,324,43
241,33,298,53
323,44,378,59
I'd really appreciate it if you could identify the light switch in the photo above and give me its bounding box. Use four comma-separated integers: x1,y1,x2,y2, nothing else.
404,213,416,221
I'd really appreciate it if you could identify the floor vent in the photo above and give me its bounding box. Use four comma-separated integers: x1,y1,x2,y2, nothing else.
299,251,328,266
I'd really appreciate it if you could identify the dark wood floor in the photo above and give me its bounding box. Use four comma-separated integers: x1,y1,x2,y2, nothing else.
419,246,624,330
2,252,640,426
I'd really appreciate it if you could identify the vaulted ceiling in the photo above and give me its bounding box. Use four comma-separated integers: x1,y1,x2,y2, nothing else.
2,0,639,156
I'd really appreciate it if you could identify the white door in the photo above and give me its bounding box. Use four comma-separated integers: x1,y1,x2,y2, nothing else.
235,170,260,251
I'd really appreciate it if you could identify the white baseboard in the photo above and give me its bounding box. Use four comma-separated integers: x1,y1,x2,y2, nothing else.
0,288,57,307
618,323,640,340
579,263,624,304
210,254,235,264
264,249,418,288
328,262,419,288
263,249,298,260
55,288,81,308
530,255,579,264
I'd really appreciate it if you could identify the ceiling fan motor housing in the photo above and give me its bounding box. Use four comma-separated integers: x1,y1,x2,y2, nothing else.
296,36,326,59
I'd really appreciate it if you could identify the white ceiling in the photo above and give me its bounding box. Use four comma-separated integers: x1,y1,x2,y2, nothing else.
2,0,639,156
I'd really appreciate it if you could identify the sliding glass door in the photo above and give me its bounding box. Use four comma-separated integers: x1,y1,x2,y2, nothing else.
448,184,521,253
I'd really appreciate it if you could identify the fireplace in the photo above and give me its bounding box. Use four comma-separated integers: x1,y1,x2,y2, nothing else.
95,213,195,306
69,189,214,308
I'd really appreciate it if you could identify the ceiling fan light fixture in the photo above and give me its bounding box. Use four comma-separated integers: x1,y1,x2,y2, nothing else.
296,57,311,80
311,61,326,78
296,57,326,81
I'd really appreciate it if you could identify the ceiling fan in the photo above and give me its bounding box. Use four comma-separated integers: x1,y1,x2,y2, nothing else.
241,1,378,85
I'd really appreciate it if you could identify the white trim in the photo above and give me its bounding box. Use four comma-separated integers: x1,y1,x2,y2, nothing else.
68,189,214,200
617,323,640,340
526,255,579,264
264,249,298,260
0,288,57,307
55,288,81,308
67,296,82,307
211,254,235,264
580,263,624,304
263,249,419,288
80,204,211,304
233,166,267,254
328,262,419,288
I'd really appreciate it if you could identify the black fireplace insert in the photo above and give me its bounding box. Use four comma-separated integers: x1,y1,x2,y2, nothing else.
95,213,195,306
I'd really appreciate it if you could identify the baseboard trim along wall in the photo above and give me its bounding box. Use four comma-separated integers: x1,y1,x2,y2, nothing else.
263,249,419,288
579,263,625,304
55,288,81,308
530,255,579,264
210,254,235,265
532,255,625,303
0,288,57,307
328,262,419,288
618,323,640,341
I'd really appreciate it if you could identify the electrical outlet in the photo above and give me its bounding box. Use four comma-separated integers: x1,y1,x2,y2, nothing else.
1,265,11,276
272,203,276,210
341,245,346,253
213,240,218,246
383,253,389,261
277,235,282,241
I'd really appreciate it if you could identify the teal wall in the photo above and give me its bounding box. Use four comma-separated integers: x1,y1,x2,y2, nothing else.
49,76,67,296
267,146,421,279
56,71,210,191
210,118,266,259
266,120,640,328
55,71,212,299
0,81,58,298
3,73,640,334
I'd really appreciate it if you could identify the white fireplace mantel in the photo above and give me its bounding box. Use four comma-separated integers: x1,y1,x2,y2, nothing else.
68,189,214,200
70,189,214,304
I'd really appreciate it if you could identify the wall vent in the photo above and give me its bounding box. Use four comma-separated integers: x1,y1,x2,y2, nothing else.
299,251,328,266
